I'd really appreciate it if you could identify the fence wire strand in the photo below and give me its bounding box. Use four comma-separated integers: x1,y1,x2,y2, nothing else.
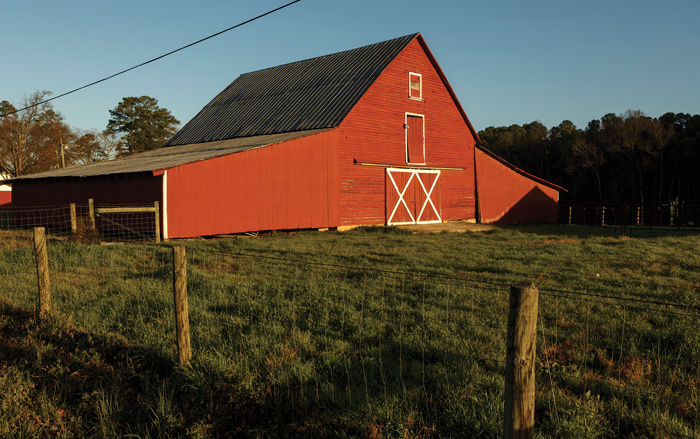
1,225,698,437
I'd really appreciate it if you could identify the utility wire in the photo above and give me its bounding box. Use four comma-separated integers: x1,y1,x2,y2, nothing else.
1,0,302,118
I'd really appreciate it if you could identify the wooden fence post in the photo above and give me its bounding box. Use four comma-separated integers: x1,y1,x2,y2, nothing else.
504,284,538,439
636,206,641,226
88,198,96,231
70,203,77,235
173,246,191,365
33,227,51,316
154,201,161,243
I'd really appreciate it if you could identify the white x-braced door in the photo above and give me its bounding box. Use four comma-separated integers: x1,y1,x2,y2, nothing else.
386,168,441,225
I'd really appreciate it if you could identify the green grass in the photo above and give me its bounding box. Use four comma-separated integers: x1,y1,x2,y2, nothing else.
1,225,699,438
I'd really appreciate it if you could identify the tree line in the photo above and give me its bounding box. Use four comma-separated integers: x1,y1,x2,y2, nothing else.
479,110,700,205
3,93,698,207
0,91,179,179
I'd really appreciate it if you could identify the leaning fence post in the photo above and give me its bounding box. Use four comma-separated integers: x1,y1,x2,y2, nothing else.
173,246,191,365
70,203,77,235
504,284,538,439
154,201,161,243
88,198,96,231
33,227,51,316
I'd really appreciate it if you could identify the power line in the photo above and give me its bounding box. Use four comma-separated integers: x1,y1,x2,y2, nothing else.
1,0,302,118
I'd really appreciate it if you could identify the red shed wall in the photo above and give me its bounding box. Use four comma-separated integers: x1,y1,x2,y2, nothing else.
338,38,477,226
0,188,10,208
11,174,162,208
475,148,559,224
10,174,163,231
165,129,339,238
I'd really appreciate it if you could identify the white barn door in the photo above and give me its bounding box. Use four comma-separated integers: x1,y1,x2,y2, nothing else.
386,168,441,225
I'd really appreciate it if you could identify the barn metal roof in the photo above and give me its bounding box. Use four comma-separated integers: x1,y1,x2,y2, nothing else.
165,33,419,146
9,130,328,181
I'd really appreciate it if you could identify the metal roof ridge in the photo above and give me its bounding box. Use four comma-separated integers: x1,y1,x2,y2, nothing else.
238,33,420,77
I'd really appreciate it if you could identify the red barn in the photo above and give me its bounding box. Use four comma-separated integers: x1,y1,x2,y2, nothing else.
9,33,562,238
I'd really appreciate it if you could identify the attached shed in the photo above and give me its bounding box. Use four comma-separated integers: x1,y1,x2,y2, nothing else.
10,33,561,238
0,175,10,208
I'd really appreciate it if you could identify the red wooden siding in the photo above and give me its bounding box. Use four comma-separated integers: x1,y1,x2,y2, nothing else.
406,115,425,164
165,129,339,238
0,189,10,208
475,148,559,224
338,38,477,226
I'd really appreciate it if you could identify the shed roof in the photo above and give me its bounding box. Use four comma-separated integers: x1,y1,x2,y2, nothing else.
476,145,567,192
9,130,327,181
165,33,419,146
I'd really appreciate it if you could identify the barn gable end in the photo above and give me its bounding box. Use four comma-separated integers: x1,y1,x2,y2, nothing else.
338,36,479,226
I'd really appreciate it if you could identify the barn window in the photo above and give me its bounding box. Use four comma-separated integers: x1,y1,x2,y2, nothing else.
409,72,422,100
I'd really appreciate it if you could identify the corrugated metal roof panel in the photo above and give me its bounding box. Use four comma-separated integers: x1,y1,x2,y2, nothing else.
165,33,418,146
9,130,328,181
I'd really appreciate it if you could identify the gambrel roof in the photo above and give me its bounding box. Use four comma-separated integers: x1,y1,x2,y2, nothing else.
165,33,419,146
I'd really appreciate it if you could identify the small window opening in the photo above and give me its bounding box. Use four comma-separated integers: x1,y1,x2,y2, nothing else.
409,73,422,100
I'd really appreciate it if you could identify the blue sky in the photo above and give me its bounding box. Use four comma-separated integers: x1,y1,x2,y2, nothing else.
2,0,699,134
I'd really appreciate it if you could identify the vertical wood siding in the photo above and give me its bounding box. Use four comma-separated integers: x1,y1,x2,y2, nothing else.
166,129,339,238
0,189,10,208
338,38,477,226
475,148,560,224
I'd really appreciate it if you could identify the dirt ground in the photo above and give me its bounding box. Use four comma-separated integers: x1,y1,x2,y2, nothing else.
395,221,496,233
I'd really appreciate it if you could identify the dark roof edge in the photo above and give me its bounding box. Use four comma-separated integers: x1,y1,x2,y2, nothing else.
7,170,155,184
416,34,481,144
476,144,567,192
240,33,421,77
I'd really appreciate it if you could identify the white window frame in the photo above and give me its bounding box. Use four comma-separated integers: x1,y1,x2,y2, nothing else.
408,72,422,100
405,112,426,165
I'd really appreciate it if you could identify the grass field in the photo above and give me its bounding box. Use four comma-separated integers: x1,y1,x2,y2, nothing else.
0,224,699,438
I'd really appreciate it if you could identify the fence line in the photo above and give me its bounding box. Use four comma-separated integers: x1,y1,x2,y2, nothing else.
0,200,161,242
560,201,700,230
1,235,698,437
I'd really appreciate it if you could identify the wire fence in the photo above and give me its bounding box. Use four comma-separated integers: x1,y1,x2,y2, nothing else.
181,246,511,432
560,201,700,231
536,286,700,438
0,200,161,243
1,231,699,437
